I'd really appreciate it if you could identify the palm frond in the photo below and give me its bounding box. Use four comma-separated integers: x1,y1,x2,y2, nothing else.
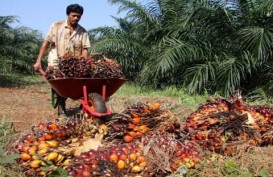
217,55,253,96
154,38,199,76
237,27,273,62
108,0,159,25
184,61,216,94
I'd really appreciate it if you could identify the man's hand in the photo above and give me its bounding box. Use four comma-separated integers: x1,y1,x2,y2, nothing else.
33,61,42,71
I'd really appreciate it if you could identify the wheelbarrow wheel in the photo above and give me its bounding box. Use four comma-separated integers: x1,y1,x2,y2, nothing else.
88,93,107,113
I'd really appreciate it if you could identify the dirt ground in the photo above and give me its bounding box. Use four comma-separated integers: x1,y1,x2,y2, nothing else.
0,83,189,132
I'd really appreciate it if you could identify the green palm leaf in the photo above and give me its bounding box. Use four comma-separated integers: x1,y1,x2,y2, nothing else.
237,27,273,62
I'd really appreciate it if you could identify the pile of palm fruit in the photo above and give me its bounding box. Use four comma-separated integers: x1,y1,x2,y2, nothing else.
45,57,124,80
14,98,273,176
184,97,273,155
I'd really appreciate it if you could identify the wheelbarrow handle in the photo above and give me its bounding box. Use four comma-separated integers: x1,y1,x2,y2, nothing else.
38,68,46,77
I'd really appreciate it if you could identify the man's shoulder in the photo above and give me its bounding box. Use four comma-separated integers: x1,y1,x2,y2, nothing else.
51,20,66,28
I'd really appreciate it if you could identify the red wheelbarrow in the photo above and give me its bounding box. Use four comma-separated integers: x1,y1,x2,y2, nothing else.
38,68,127,118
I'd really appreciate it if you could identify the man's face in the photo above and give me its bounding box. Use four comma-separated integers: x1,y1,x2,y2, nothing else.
67,12,82,26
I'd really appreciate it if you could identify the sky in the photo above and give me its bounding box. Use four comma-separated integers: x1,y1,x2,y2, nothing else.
0,0,143,37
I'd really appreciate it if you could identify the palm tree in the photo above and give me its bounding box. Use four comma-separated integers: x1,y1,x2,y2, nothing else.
0,16,42,74
91,0,273,97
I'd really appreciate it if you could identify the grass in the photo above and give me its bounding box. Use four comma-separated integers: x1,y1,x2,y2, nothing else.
115,82,209,109
0,72,45,87
0,118,26,177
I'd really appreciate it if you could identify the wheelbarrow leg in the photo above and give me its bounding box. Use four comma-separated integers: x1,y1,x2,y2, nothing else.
57,96,68,116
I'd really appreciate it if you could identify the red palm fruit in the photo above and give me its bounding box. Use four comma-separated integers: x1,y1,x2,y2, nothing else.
82,171,91,177
197,131,203,140
121,145,130,154
24,134,34,143
91,164,98,171
119,153,127,161
16,143,24,152
37,123,47,130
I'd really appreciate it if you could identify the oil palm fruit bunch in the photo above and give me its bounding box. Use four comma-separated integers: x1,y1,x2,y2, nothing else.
184,97,273,154
104,102,176,143
45,56,124,79
140,134,201,176
15,118,103,176
67,143,147,177
87,57,124,78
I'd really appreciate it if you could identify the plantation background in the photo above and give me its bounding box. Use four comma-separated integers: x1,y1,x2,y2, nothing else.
2,0,273,98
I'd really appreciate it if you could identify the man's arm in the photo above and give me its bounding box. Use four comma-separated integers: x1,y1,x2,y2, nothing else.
33,40,50,70
81,48,89,59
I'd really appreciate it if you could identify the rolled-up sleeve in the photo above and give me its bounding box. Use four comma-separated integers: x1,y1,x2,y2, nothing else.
82,32,91,49
45,23,55,43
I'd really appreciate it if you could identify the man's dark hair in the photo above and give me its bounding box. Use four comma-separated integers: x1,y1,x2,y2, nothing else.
66,4,84,15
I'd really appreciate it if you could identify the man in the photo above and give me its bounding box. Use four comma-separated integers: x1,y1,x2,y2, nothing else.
33,4,91,115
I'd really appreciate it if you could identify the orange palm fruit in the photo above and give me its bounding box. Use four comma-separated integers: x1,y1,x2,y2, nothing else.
150,102,160,111
123,135,134,143
21,152,31,161
117,160,125,169
47,122,58,131
129,153,137,161
38,142,50,150
139,125,149,133
136,155,145,163
27,146,37,155
128,131,137,138
30,159,41,168
99,124,109,132
139,161,147,167
132,117,141,125
131,113,140,118
109,153,118,163
127,123,136,130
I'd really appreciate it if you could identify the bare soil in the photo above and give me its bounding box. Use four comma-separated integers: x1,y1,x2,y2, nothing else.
0,83,190,132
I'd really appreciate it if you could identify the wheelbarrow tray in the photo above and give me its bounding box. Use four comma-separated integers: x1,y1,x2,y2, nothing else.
48,78,127,99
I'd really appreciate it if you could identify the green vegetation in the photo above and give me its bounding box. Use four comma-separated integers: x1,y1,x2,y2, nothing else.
0,16,43,74
0,72,45,87
2,1,273,99
90,0,273,97
0,118,25,177
116,82,209,108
